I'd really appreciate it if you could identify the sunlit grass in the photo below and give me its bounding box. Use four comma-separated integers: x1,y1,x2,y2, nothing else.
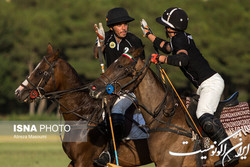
0,142,70,167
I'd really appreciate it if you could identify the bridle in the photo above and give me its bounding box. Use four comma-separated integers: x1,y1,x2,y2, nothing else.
22,56,57,100
20,56,98,122
96,53,151,95
92,53,192,138
93,54,176,118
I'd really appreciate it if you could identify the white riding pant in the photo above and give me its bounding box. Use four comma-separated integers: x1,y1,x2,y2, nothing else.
196,73,225,119
111,93,136,115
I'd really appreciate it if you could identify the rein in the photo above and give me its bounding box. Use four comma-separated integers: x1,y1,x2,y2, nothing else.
25,56,101,124
100,54,192,138
98,53,152,95
23,56,56,99
44,85,89,99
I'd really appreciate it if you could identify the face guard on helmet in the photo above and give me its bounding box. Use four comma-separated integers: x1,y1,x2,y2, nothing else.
156,7,189,31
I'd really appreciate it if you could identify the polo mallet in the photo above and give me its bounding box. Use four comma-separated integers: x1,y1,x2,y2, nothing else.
97,38,105,73
104,97,120,166
158,65,203,138
96,23,105,73
153,46,203,138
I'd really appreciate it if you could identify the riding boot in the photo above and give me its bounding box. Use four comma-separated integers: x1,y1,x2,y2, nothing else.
94,113,125,166
199,113,239,167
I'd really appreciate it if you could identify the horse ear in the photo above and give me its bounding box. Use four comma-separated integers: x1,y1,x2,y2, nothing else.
54,49,60,60
47,43,59,61
49,49,60,62
132,46,144,59
47,43,54,56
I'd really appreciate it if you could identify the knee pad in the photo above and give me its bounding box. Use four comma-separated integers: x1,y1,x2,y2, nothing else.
199,113,213,131
199,113,232,148
199,113,222,136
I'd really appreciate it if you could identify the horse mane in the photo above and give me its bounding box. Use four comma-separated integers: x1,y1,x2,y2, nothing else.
129,47,166,91
60,58,84,84
58,57,102,117
149,67,166,90
128,46,145,60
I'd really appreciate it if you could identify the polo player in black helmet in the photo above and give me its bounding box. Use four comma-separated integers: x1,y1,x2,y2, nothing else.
141,7,239,167
93,7,145,166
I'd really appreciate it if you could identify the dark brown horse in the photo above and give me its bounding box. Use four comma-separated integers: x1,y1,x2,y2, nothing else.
15,44,152,167
89,48,250,167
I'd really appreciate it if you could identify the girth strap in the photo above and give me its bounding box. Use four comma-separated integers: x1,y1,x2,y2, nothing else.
148,127,192,138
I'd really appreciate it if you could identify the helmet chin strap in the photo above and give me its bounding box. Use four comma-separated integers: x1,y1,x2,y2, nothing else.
165,31,170,38
165,28,179,38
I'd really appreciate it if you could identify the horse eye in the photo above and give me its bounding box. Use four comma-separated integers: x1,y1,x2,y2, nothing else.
118,65,123,68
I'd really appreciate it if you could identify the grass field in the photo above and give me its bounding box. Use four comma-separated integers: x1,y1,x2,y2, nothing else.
0,141,155,167
0,142,69,167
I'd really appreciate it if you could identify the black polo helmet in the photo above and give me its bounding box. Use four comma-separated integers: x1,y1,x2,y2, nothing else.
106,7,134,26
156,7,189,31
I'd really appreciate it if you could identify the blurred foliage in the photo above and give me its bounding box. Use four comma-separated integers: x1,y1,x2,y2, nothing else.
0,113,59,121
0,0,249,114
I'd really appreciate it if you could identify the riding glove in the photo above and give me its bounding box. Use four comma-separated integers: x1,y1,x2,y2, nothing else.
140,19,153,37
94,22,105,42
151,54,160,64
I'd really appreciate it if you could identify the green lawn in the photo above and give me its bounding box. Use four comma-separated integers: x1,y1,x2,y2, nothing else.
0,142,155,167
0,142,70,167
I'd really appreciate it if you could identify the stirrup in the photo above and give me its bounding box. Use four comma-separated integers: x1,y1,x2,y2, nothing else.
94,151,111,167
214,156,239,167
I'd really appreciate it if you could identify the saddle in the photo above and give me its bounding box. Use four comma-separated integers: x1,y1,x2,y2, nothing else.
185,91,239,137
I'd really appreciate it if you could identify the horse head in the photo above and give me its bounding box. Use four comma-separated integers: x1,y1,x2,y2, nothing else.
15,43,60,103
89,47,146,99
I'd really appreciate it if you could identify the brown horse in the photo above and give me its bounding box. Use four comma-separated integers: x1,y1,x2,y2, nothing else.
88,48,250,167
15,44,152,167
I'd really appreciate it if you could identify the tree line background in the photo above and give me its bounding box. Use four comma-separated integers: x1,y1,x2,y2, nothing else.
0,0,249,115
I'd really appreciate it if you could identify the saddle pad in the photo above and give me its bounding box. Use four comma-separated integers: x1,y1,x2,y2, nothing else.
220,102,250,135
186,98,250,135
